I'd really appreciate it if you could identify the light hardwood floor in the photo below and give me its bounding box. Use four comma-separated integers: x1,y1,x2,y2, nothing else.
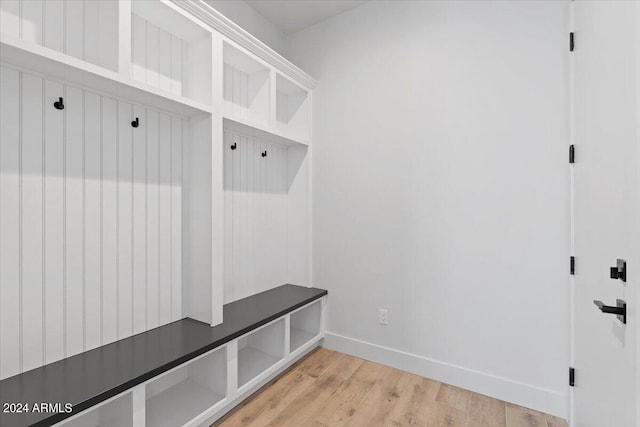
214,348,568,427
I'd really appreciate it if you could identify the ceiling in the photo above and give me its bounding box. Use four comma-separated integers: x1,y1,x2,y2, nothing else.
245,0,367,34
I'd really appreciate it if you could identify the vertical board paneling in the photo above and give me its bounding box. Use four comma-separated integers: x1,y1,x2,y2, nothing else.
131,14,147,84
171,37,183,96
117,102,133,339
97,0,118,71
158,114,172,324
223,130,234,301
131,14,187,97
43,0,64,53
0,66,22,378
158,30,172,93
43,79,65,364
21,73,44,372
101,98,118,345
65,85,84,357
21,0,43,45
170,117,182,320
64,0,83,61
82,0,99,68
0,68,186,379
223,130,290,303
132,105,147,334
145,23,160,89
146,110,160,330
2,0,115,70
0,0,21,38
84,91,102,351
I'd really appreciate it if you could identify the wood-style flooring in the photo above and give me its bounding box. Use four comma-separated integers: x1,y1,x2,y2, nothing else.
213,348,568,427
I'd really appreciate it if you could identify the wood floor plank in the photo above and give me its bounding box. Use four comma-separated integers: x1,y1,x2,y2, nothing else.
264,353,365,427
466,392,506,426
505,403,548,427
545,414,569,427
386,372,442,426
214,349,568,427
298,347,342,379
308,360,382,427
215,368,315,426
343,363,404,426
421,401,468,427
436,383,472,412
214,348,340,427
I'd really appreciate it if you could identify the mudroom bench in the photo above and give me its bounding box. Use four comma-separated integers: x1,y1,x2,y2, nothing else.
0,285,327,427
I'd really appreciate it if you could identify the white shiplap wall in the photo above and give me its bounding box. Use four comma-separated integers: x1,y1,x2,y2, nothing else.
0,0,119,71
222,62,270,126
131,13,184,98
223,129,289,303
0,65,184,380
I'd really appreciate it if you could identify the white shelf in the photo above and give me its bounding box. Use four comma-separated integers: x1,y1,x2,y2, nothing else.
146,379,224,427
0,36,212,118
275,73,310,141
290,301,322,353
61,392,133,427
238,346,281,387
131,1,212,106
223,41,270,126
291,328,317,353
223,115,309,147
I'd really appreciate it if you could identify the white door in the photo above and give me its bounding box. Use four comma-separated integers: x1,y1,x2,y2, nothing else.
572,1,638,426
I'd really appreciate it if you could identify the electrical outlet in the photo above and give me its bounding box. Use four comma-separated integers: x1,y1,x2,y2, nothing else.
379,309,389,325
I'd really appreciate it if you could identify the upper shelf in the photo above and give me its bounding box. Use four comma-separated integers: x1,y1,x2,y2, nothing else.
223,116,309,148
0,36,213,118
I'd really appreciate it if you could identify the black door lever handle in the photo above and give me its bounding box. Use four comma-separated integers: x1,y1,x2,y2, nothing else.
593,299,626,324
610,259,626,282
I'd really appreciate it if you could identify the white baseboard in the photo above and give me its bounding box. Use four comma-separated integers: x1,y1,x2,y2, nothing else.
323,332,567,419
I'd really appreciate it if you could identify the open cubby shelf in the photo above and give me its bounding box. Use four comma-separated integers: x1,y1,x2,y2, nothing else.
276,74,310,141
0,285,325,427
61,393,133,427
131,1,212,106
145,348,226,427
290,300,323,353
223,41,271,127
237,319,285,388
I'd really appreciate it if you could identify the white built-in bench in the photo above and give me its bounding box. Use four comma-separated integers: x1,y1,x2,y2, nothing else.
0,285,327,427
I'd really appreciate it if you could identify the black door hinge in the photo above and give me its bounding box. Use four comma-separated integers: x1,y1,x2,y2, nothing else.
570,32,575,52
570,256,575,275
569,145,575,164
569,367,575,386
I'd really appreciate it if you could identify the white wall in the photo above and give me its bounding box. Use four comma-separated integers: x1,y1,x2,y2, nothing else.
287,0,570,417
203,0,286,55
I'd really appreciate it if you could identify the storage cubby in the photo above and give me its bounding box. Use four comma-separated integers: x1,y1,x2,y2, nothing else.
131,1,212,105
0,0,119,71
238,319,285,387
223,42,271,126
276,74,310,141
61,393,133,427
145,347,226,427
290,300,322,353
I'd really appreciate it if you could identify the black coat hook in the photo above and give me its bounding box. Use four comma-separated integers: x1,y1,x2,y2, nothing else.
131,117,139,128
53,97,64,110
261,150,267,157
230,142,237,150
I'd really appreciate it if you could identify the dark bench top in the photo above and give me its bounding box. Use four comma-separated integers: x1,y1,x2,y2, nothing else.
0,284,327,427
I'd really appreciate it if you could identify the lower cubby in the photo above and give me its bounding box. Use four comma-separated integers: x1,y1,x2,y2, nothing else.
290,300,322,353
62,393,133,427
238,319,286,388
145,348,227,427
